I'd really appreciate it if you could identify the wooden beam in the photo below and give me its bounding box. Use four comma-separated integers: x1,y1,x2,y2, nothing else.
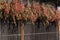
21,23,24,40
58,20,60,40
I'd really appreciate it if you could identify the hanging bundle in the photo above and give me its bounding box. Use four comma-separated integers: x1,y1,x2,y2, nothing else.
46,4,56,22
0,0,58,26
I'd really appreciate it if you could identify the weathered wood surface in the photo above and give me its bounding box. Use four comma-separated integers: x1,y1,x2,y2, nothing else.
0,21,58,40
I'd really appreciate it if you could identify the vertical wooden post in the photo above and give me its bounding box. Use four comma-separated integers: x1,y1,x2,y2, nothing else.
21,23,24,40
58,20,60,40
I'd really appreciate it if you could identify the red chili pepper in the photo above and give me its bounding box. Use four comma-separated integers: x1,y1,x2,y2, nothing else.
14,2,21,13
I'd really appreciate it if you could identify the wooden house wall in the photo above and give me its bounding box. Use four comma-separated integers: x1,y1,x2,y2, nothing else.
0,21,58,40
